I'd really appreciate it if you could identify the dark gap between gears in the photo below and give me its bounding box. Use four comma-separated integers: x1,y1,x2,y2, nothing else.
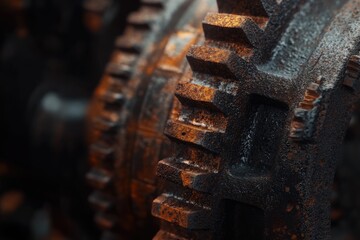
221,199,265,240
331,101,360,239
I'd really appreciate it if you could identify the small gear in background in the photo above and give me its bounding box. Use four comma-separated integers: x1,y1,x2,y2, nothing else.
86,0,216,238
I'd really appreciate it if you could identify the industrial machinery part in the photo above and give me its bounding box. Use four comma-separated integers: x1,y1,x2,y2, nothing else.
152,0,360,239
87,0,215,238
87,0,360,239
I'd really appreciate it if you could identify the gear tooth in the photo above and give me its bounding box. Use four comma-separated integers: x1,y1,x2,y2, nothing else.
105,51,137,79
187,45,239,79
165,120,223,154
89,191,114,212
343,55,360,91
176,80,217,108
94,213,117,230
86,168,112,189
175,80,234,115
289,107,311,141
93,115,119,132
289,121,305,140
216,0,269,17
153,230,187,240
289,80,323,142
115,29,146,54
128,6,160,29
203,13,267,48
157,158,216,193
106,62,132,79
152,194,211,230
99,91,125,106
89,142,114,165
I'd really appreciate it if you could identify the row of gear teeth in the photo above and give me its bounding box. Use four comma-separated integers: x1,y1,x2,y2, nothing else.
152,0,307,239
86,0,166,236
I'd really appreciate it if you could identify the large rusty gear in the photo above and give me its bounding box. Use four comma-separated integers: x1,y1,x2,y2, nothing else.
87,0,360,239
152,0,360,239
87,0,215,238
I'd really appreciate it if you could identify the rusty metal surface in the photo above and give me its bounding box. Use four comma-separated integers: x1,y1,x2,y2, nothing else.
87,0,360,239
87,0,215,238
151,0,360,239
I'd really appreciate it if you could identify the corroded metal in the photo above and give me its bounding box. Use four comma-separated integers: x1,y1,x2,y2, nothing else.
290,79,322,141
87,0,360,239
87,0,214,239
153,0,360,239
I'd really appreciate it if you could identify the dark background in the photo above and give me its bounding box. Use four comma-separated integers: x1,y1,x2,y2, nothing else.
0,1,138,239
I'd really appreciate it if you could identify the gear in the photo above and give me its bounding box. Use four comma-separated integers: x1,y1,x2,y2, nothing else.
87,0,360,239
152,0,360,239
86,0,215,238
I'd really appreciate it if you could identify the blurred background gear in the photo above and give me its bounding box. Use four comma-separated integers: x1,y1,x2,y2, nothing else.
86,0,216,238
0,0,139,239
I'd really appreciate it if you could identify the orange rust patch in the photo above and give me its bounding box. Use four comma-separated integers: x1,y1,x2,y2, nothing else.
0,191,24,214
158,29,199,72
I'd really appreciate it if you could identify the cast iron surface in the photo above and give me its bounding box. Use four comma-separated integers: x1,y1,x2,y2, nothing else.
87,0,215,239
87,0,360,239
152,0,360,239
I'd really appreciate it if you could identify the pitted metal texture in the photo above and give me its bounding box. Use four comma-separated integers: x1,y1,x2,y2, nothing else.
87,0,360,239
